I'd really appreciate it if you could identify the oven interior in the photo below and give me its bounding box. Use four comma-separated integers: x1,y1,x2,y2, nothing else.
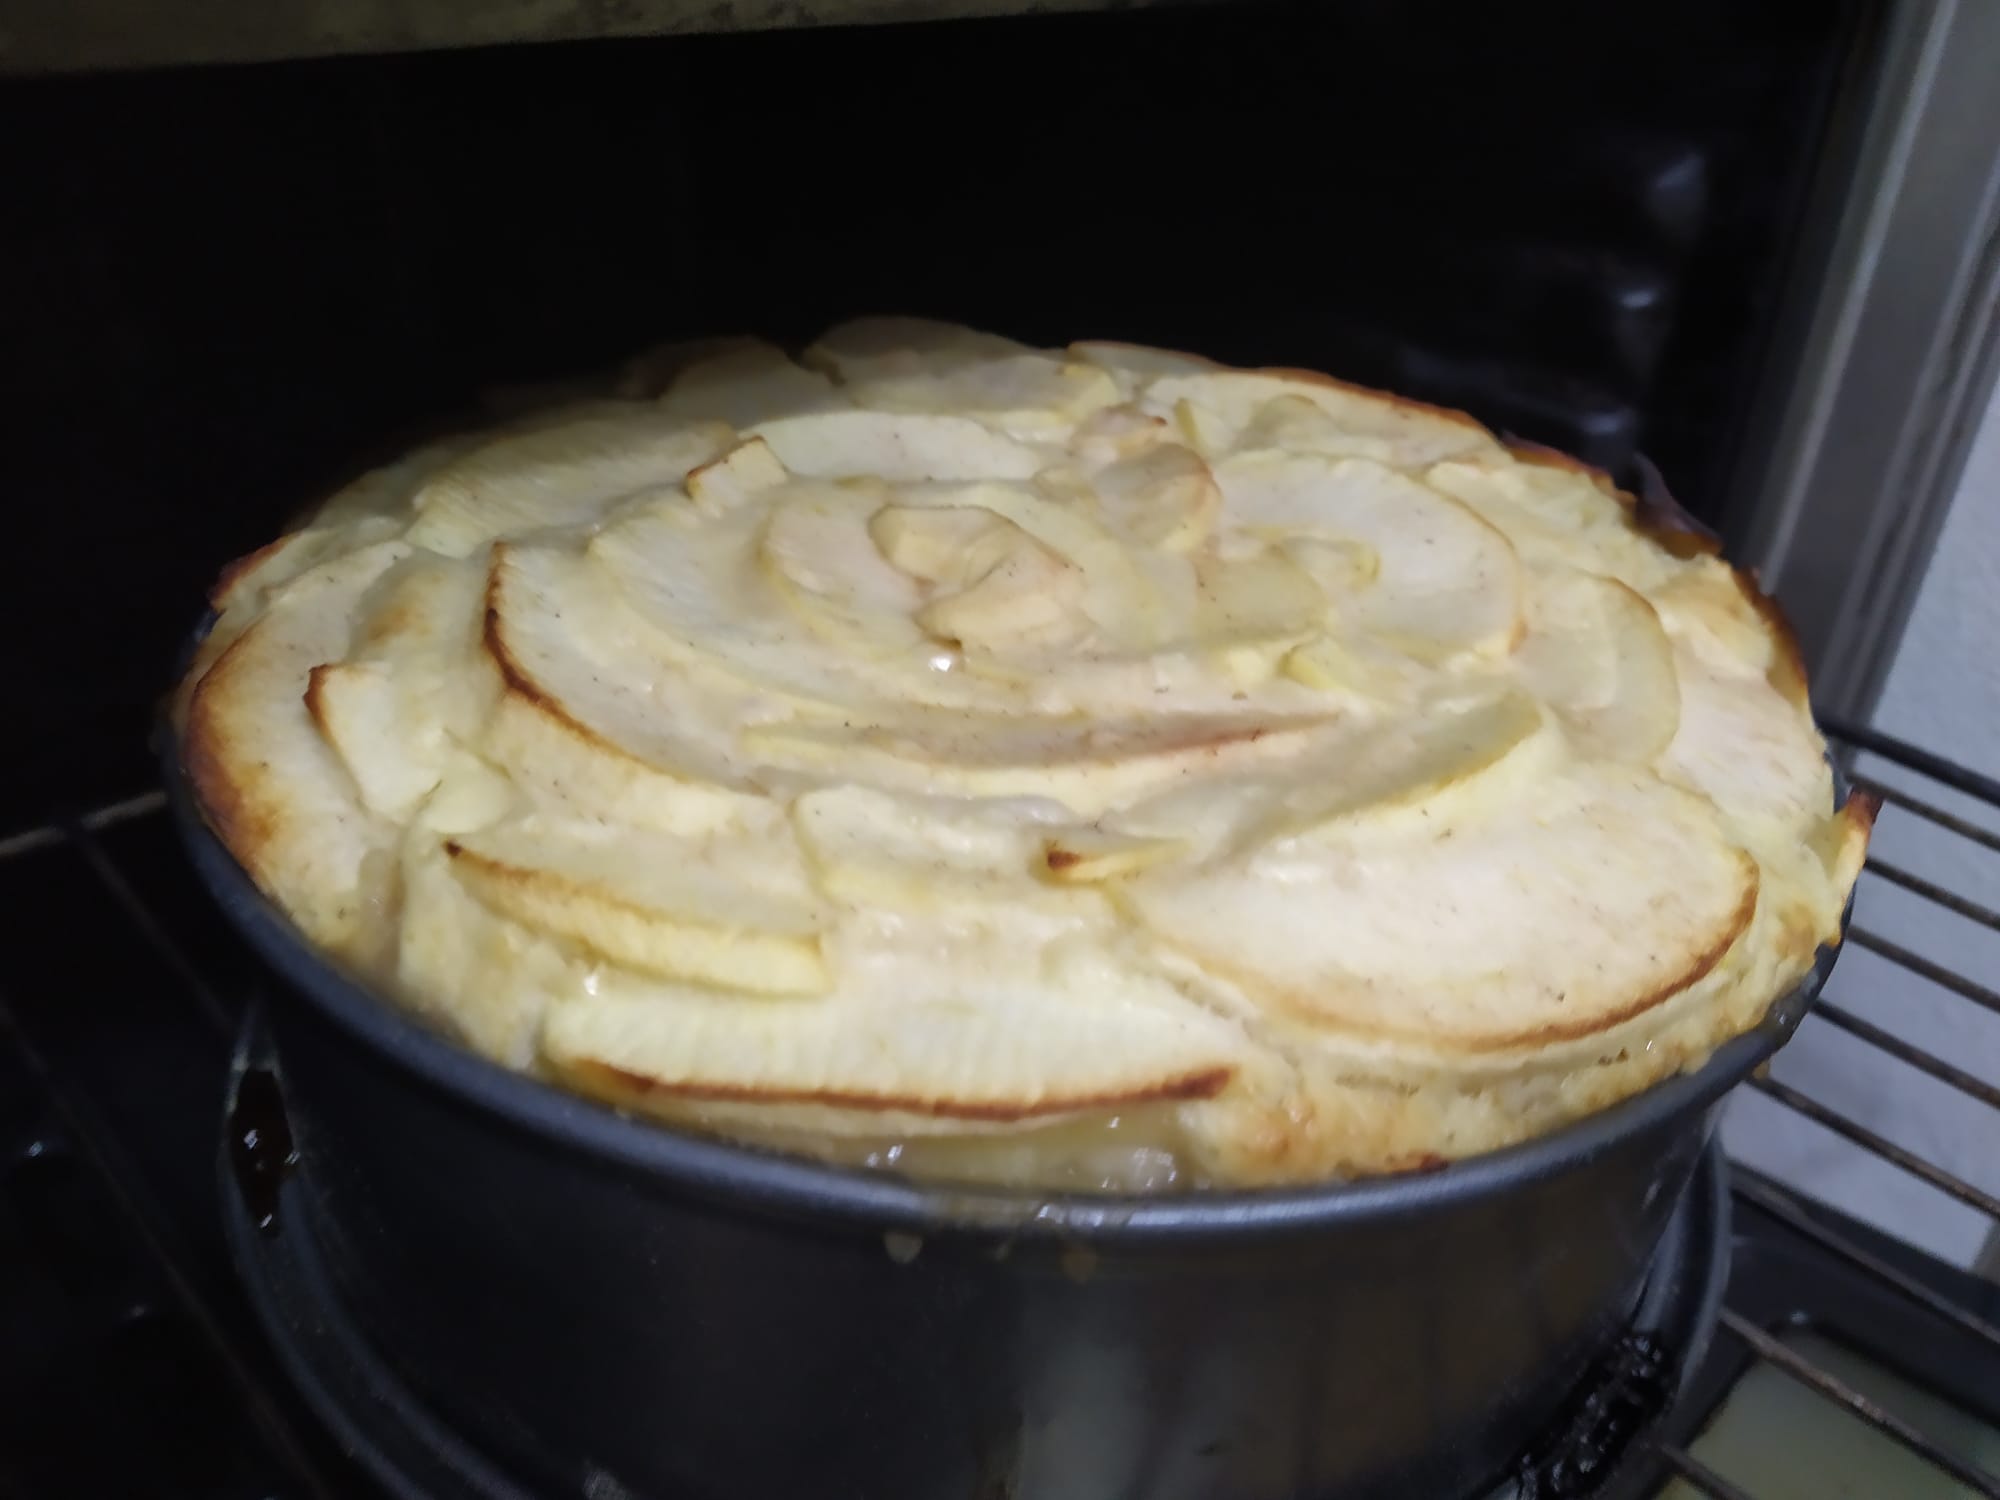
4,3,1998,1497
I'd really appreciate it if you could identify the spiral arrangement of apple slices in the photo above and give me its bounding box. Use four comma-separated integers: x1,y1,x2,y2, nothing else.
181,318,1873,1190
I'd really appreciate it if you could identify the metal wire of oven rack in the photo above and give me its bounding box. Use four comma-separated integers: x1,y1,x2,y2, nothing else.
0,717,1994,1500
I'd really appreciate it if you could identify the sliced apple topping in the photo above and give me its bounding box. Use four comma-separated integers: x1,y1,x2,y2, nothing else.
804,317,1034,382
916,528,1087,654
1067,339,1223,390
686,436,789,513
759,485,931,655
589,499,946,712
1281,535,1380,595
405,409,733,557
847,355,1122,439
541,943,1248,1126
618,334,775,397
793,784,1097,915
745,709,1332,815
313,433,482,529
184,540,413,954
1216,452,1522,663
444,818,829,994
654,340,846,428
1515,568,1682,763
1424,457,1637,575
1245,687,1551,844
1145,370,1500,467
1640,560,1785,678
1236,392,1477,468
1121,764,1759,1054
1171,397,1235,457
480,686,763,838
868,504,1009,584
1068,403,1175,465
308,553,501,825
1087,444,1221,553
397,828,569,1068
748,410,1043,482
310,662,430,815
1189,547,1326,647
1279,632,1419,703
483,542,818,827
897,481,1169,651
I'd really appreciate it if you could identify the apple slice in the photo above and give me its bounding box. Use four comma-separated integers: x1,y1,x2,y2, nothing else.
1422,455,1686,603
481,687,761,838
542,936,1250,1128
1245,687,1550,844
897,481,1168,651
203,431,481,653
187,516,409,695
916,529,1087,653
1515,568,1681,763
588,500,885,707
397,828,573,1067
869,504,1010,583
745,708,1333,814
804,317,1034,379
846,354,1121,439
589,498,981,712
617,334,776,398
686,436,789,513
1069,403,1176,465
792,784,1101,915
759,484,931,654
1281,535,1379,596
1144,370,1499,466
655,339,847,428
1086,444,1221,552
1120,764,1759,1055
405,408,734,557
306,554,500,822
1647,563,1775,668
747,409,1043,482
314,432,483,528
182,540,410,954
1236,392,1492,469
1426,455,1628,540
1067,339,1223,393
445,817,829,994
309,662,431,815
1660,637,1837,840
408,752,520,836
1280,632,1419,703
1188,547,1326,647
872,503,1095,661
1171,397,1236,457
1216,452,1523,662
484,540,792,790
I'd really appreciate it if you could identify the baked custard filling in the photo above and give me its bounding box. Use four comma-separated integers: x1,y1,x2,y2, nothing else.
179,319,1873,1190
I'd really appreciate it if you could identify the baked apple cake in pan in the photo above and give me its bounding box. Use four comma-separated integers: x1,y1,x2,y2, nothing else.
177,318,1873,1191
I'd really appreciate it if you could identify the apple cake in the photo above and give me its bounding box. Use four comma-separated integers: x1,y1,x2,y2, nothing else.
178,319,1873,1191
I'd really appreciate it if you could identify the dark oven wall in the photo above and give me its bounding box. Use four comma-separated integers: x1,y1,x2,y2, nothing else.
0,0,1863,824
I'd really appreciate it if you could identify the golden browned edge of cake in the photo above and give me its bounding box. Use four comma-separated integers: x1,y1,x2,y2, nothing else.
175,328,1878,1188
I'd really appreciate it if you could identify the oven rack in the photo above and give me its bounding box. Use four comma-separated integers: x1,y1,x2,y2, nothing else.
0,719,1995,1500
